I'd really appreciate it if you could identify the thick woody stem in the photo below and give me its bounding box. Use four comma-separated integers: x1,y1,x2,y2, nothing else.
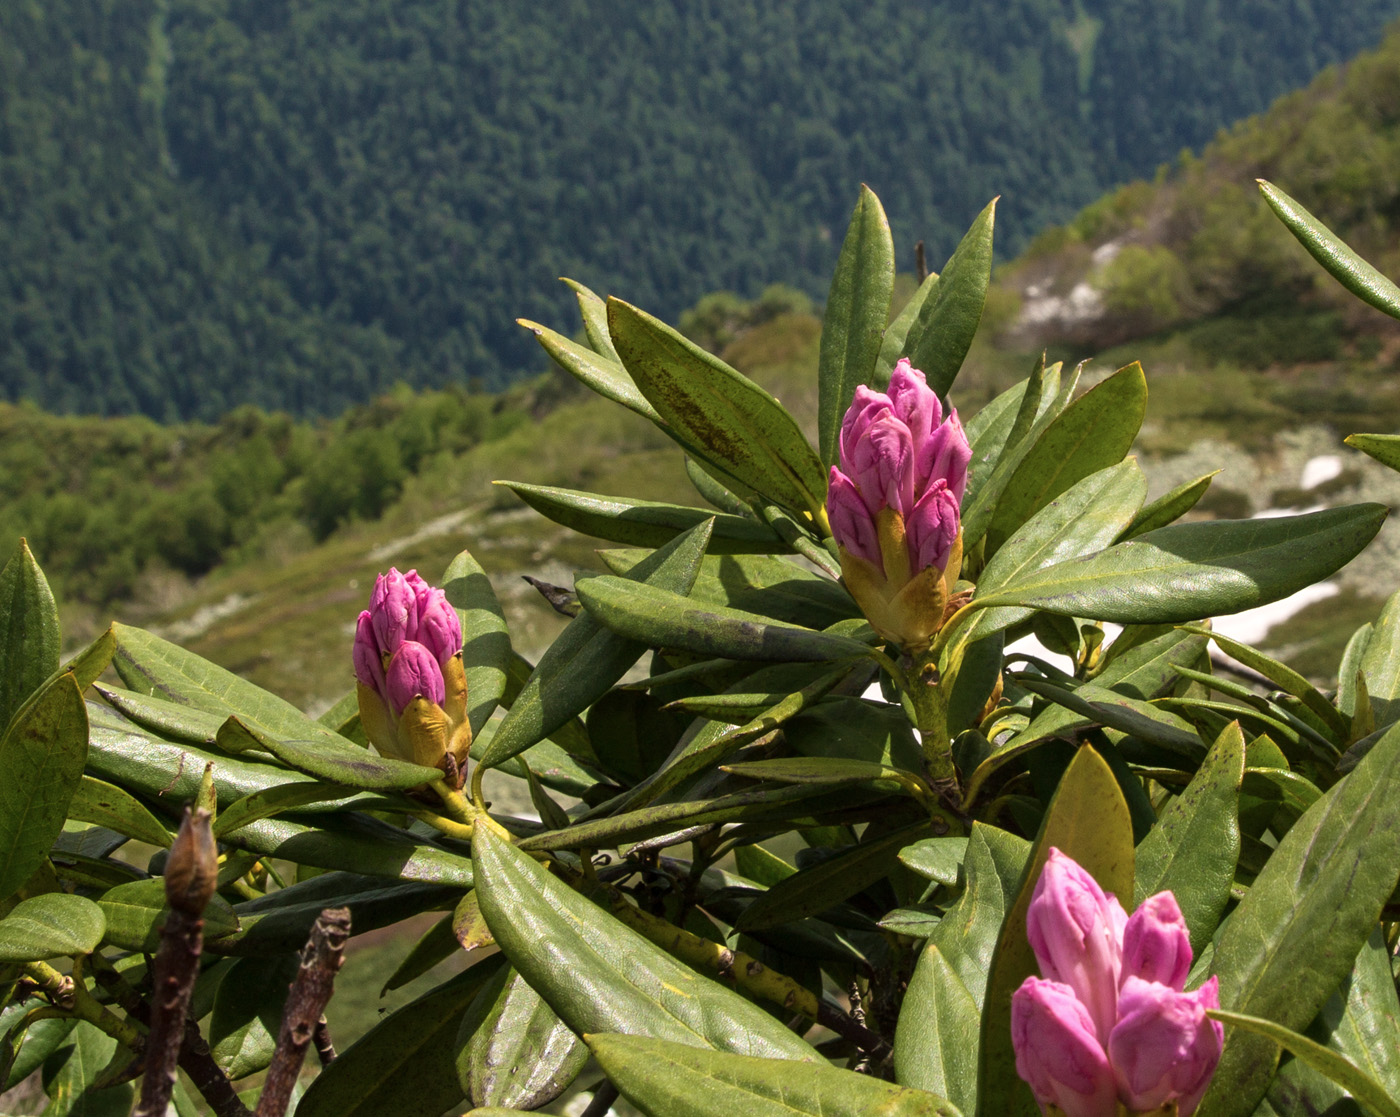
135,807,219,1117
254,907,351,1117
311,1017,337,1065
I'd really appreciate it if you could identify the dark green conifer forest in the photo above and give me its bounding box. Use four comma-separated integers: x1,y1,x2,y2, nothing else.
4,0,1400,418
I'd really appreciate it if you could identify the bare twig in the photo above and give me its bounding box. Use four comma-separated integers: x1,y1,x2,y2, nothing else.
134,807,219,1117
255,908,351,1117
311,1017,337,1065
915,240,928,284
580,1080,620,1117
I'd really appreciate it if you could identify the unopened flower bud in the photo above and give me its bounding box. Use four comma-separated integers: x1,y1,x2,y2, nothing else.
1011,977,1118,1117
827,359,970,653
1108,977,1222,1116
165,807,218,916
354,568,472,787
1121,892,1192,991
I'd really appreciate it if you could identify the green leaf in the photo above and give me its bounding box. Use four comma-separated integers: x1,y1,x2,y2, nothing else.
978,747,1135,1117
92,684,223,746
1201,717,1400,1117
1134,720,1244,954
576,577,873,663
210,955,300,1080
517,317,657,420
1359,587,1400,729
818,185,895,467
1319,928,1400,1104
608,297,827,516
563,278,623,362
442,548,512,736
972,504,1388,624
480,520,711,771
894,943,980,1115
877,271,939,383
1017,679,1204,758
0,894,105,961
5,1016,75,1091
382,913,459,995
734,822,933,931
497,483,783,553
457,966,588,1110
926,825,1030,1006
296,960,507,1117
216,715,440,791
0,674,86,902
42,1021,133,1117
587,1033,961,1117
1345,432,1400,473
0,539,60,735
902,198,997,400
985,362,1148,555
963,460,1147,642
1209,1008,1400,1117
111,624,351,746
212,782,357,838
899,836,969,886
472,827,817,1059
1258,179,1400,321
1120,471,1219,539
99,879,238,952
67,776,173,848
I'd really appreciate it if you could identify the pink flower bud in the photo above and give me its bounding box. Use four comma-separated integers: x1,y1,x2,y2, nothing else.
849,410,917,517
385,640,446,716
1012,978,1119,1117
352,611,385,693
1026,848,1127,1043
920,409,970,502
887,358,941,447
369,568,419,654
416,586,462,666
906,480,960,573
1122,892,1192,991
1108,976,1223,1116
827,468,881,566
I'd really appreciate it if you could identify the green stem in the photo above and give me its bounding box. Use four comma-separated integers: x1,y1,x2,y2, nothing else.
23,960,145,1051
907,653,956,789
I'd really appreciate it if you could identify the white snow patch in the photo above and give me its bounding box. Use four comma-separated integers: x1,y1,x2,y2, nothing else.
1300,454,1343,490
1210,582,1339,648
158,594,256,642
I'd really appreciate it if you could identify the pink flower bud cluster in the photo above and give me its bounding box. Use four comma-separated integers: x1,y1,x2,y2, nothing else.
828,358,970,576
354,568,462,716
1012,849,1223,1117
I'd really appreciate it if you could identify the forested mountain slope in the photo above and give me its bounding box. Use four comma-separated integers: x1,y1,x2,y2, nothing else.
4,0,1399,418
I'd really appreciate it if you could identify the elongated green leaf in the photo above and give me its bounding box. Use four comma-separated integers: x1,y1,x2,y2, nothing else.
212,782,355,838
458,966,588,1110
442,548,512,735
685,456,754,517
93,684,223,746
735,822,932,931
974,504,1388,624
210,955,300,1080
1259,179,1400,321
899,837,969,886
217,715,440,791
576,576,872,663
0,894,105,961
99,879,238,952
895,943,979,1114
1134,720,1244,953
985,362,1147,555
112,624,350,747
5,1016,75,1091
964,460,1146,642
67,776,173,848
608,297,827,515
927,824,1030,1005
1121,471,1218,539
903,199,997,400
473,827,816,1059
0,674,86,901
978,747,1135,1117
518,318,657,420
563,278,622,362
43,1021,132,1117
519,782,845,853
0,540,60,736
587,1033,961,1117
598,550,858,630
1210,1008,1400,1117
819,185,895,466
1201,717,1400,1117
1346,432,1400,473
297,960,506,1117
382,913,458,995
480,520,711,770
877,271,940,383
1359,587,1400,729
1318,929,1400,1104
1019,679,1204,757
498,483,782,553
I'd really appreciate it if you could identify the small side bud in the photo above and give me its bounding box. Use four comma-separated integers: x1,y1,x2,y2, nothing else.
165,807,218,916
